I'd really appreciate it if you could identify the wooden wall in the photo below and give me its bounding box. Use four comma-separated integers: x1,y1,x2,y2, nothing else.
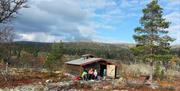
65,60,119,78
66,64,83,75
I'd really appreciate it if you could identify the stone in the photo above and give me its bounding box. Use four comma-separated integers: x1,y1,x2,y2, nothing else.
117,77,125,84
150,83,159,89
103,86,112,90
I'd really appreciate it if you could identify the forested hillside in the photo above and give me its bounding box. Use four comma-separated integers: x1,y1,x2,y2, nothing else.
14,41,180,58
14,41,135,60
171,45,180,57
1,41,179,68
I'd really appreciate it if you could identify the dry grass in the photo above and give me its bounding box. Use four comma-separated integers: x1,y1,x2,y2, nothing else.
0,68,68,88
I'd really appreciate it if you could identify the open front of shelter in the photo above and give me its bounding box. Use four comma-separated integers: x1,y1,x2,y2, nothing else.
65,54,119,79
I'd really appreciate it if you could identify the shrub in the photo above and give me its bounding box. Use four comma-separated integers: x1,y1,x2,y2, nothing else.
160,69,165,80
154,63,161,78
154,63,165,80
72,81,92,89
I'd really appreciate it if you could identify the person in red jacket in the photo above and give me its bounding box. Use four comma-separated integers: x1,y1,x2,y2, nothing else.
73,74,79,81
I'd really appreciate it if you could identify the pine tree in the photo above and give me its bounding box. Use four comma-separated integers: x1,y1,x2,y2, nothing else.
44,41,64,71
132,0,174,64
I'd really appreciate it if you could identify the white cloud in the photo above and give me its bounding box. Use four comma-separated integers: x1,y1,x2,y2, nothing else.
14,0,92,42
93,36,133,44
11,0,180,44
78,26,96,37
165,12,180,44
16,32,56,42
166,12,180,25
169,28,180,45
14,0,126,42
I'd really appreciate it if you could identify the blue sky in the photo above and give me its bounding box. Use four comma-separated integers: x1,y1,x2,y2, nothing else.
13,0,180,44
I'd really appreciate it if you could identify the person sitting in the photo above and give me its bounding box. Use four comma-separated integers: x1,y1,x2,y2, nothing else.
73,74,79,81
94,69,98,80
81,69,88,81
103,69,106,80
88,68,94,80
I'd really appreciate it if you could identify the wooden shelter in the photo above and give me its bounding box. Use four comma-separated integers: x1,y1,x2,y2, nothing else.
65,54,119,78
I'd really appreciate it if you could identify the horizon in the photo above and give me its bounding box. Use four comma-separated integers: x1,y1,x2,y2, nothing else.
14,40,180,46
12,0,180,44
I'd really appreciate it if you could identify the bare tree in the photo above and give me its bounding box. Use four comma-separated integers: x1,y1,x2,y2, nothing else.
0,26,15,73
0,0,27,76
0,0,28,43
0,0,28,23
0,0,27,63
0,25,14,43
0,25,14,61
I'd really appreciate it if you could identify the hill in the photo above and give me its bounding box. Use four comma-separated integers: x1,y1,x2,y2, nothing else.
14,41,180,58
14,41,135,61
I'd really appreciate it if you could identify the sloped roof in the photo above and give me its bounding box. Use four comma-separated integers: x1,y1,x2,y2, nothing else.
82,54,94,57
65,58,104,66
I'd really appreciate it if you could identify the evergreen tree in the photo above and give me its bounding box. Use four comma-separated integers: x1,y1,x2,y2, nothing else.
132,0,174,64
44,41,64,71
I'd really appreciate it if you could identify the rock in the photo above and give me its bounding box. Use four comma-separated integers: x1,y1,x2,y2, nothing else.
149,83,159,89
54,71,61,74
46,79,53,83
159,85,176,90
94,86,103,90
103,86,112,90
165,86,176,90
43,87,49,91
120,90,128,91
38,82,42,85
117,77,125,84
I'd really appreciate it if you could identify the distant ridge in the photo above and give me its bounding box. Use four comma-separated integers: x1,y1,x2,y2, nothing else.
14,41,135,48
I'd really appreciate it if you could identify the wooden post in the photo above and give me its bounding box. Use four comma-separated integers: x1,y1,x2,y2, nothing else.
80,65,83,75
5,62,8,73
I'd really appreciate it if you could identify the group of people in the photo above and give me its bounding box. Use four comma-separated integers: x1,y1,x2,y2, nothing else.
81,68,98,81
73,68,107,81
